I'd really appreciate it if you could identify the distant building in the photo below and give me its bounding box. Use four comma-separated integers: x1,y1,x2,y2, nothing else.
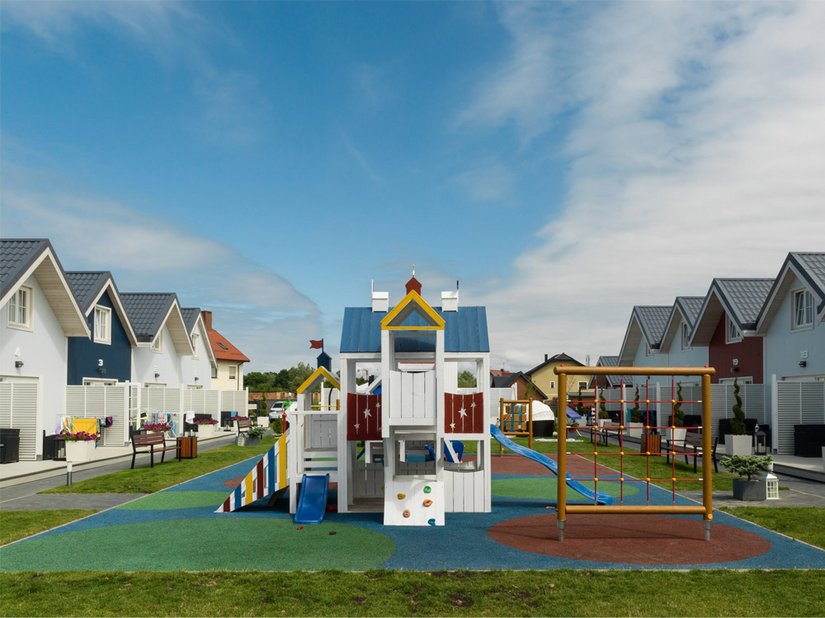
203,310,249,390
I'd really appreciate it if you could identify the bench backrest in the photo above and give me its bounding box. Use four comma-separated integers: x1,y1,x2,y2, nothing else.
685,432,717,452
235,418,252,430
133,432,166,447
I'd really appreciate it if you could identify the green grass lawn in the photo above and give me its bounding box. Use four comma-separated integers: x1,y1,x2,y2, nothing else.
1,570,824,616
722,506,825,549
43,435,276,494
0,511,96,547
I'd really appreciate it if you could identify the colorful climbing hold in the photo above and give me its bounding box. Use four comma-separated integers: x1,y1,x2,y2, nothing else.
397,493,406,500
423,485,432,494
423,499,433,508
403,510,411,518
428,518,436,526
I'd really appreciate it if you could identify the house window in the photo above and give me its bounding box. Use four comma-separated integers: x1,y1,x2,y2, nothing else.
726,317,742,343
229,365,237,380
151,331,163,353
577,381,588,391
8,285,32,330
548,380,555,390
192,333,200,359
211,365,218,379
681,323,691,351
94,306,111,344
792,289,813,330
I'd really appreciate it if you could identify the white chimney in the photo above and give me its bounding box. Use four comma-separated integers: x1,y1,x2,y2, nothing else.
441,290,459,312
372,280,389,312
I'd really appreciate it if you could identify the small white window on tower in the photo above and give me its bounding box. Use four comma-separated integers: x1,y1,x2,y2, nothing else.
726,317,742,343
94,306,111,344
192,332,200,359
151,330,163,352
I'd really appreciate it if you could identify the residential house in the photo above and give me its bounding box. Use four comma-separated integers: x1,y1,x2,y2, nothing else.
0,239,89,459
490,370,547,401
65,271,137,385
121,293,193,387
203,310,249,390
757,252,825,383
657,296,707,384
588,355,635,389
180,307,216,389
617,305,672,384
689,279,774,384
525,353,587,404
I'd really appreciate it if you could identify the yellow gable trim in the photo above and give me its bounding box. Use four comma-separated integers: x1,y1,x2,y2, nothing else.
297,366,341,394
380,290,445,331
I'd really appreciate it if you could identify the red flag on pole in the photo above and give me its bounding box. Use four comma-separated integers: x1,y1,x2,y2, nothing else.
309,339,324,349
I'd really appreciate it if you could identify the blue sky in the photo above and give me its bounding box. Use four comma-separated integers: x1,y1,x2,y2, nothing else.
2,1,824,373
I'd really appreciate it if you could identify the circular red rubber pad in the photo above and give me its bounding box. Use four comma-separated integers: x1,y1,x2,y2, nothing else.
488,513,771,564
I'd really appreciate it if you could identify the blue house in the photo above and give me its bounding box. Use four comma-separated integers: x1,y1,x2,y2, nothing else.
66,271,137,385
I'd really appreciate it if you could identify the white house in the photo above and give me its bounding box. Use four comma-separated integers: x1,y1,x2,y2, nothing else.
121,292,193,388
0,239,90,459
180,307,216,389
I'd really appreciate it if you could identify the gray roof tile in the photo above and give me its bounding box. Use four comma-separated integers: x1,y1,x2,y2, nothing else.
181,308,201,334
596,355,634,386
791,252,825,312
65,271,111,314
635,306,671,347
676,296,704,328
715,279,774,329
121,293,177,342
0,239,51,299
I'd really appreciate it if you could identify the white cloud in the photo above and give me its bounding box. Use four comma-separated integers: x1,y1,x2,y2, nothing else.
2,174,321,371
464,1,825,370
454,160,515,202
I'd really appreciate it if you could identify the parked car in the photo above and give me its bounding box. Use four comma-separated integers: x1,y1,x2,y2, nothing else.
268,401,294,420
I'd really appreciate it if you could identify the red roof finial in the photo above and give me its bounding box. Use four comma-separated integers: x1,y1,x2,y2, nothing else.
405,266,422,295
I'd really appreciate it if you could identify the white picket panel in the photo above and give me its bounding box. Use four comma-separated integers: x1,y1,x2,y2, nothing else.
0,382,39,460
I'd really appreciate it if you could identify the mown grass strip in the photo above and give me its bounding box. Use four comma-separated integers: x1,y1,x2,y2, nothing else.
1,570,824,616
42,435,276,495
0,511,96,546
722,506,825,549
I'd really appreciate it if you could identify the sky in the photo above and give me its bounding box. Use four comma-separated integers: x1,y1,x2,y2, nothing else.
2,1,824,374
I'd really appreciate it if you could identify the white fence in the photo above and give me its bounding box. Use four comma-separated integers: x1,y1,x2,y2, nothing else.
0,382,39,460
773,379,825,455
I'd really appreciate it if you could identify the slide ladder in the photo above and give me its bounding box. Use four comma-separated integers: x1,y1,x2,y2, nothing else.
490,424,612,505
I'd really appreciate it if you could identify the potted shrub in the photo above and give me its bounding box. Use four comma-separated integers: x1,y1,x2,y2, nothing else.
626,386,644,438
725,378,752,456
721,454,772,501
60,429,98,462
237,424,265,447
597,392,611,427
664,382,687,447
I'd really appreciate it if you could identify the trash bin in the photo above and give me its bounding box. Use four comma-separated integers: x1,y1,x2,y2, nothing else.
0,428,21,463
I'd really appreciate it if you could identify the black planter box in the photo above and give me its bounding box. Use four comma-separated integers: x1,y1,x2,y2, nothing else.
0,428,20,464
732,478,766,501
794,424,825,457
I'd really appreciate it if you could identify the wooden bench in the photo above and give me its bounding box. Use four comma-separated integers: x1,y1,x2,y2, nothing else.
234,417,252,436
665,432,718,473
131,432,177,469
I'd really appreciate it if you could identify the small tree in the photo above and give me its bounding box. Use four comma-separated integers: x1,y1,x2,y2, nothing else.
630,386,642,422
598,391,610,419
672,382,685,427
730,377,746,435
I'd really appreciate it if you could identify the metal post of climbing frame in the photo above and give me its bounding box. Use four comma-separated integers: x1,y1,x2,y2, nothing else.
557,371,567,541
702,371,713,541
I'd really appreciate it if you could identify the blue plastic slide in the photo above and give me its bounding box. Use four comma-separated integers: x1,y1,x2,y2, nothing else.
294,473,330,524
490,424,612,505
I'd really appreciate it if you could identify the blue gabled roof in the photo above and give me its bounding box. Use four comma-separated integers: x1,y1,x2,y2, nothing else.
340,306,489,353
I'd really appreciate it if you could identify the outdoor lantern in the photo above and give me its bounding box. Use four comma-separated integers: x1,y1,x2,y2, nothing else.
755,430,768,455
766,473,779,500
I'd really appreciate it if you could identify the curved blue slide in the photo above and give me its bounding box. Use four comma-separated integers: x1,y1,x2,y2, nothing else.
294,473,330,524
490,425,612,505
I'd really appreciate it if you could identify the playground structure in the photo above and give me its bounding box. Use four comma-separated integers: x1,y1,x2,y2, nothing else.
553,365,715,541
497,399,533,451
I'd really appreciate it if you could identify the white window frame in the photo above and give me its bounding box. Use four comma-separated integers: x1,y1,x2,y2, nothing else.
726,317,742,343
7,285,32,330
680,323,692,351
791,288,813,331
548,380,555,390
229,364,237,380
151,330,163,353
192,332,200,359
94,306,112,345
